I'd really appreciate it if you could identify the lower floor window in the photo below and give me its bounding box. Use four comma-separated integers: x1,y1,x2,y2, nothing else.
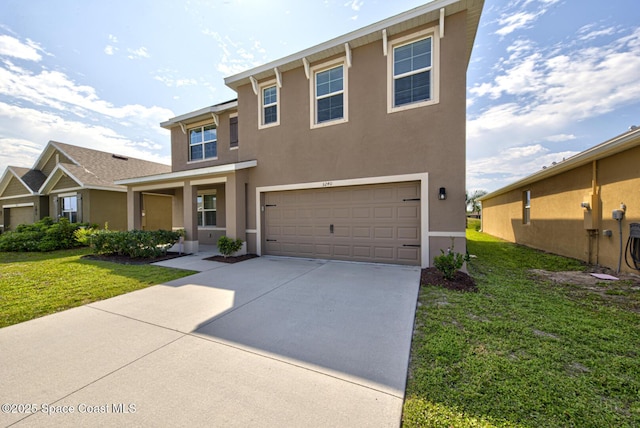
60,196,78,223
197,193,216,227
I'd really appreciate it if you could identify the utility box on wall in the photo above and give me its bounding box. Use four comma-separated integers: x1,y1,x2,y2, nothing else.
583,193,600,230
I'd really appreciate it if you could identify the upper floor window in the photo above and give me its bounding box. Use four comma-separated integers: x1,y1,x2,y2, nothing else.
310,59,348,128
230,116,238,148
259,80,279,129
388,28,439,113
189,125,217,161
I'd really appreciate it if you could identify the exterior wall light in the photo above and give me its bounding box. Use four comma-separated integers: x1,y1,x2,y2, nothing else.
581,202,590,210
439,187,447,200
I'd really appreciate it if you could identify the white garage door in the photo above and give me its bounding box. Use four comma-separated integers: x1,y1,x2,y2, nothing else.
264,182,421,265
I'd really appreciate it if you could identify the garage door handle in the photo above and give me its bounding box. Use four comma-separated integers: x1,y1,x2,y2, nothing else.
403,198,420,201
403,244,421,247
330,224,334,233
266,239,277,242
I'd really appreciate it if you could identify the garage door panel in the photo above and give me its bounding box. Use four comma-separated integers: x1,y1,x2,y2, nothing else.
264,182,421,265
374,227,394,239
398,227,419,240
398,206,419,219
398,247,420,261
374,207,394,219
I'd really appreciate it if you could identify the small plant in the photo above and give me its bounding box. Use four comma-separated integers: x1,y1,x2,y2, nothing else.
433,238,468,280
217,236,243,258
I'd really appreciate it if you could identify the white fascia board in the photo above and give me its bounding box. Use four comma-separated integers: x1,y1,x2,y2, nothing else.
115,160,258,186
0,167,37,196
39,164,84,195
480,127,640,201
224,0,461,89
160,100,239,129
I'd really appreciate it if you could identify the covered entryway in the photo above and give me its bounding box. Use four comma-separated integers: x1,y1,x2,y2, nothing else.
264,181,421,265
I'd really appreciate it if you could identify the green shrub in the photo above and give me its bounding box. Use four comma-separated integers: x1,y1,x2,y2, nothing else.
88,229,181,258
433,239,468,280
0,217,92,252
217,236,243,257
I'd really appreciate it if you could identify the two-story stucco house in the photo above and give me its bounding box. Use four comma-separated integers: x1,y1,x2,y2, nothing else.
117,0,484,267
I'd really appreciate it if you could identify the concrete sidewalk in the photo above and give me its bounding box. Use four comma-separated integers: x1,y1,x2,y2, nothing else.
0,256,420,427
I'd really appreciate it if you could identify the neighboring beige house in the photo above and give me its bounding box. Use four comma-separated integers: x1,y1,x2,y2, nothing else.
117,0,485,267
480,126,640,274
0,141,171,231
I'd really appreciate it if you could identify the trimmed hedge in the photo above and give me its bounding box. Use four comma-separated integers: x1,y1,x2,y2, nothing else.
0,217,94,252
88,229,181,258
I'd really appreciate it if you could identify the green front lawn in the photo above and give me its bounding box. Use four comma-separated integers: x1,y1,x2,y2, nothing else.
0,248,195,328
403,223,640,427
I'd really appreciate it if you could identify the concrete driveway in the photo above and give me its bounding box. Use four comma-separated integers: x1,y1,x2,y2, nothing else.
0,256,420,427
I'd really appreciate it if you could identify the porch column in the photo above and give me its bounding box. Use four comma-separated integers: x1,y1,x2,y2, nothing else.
126,188,142,230
225,172,247,255
183,181,199,253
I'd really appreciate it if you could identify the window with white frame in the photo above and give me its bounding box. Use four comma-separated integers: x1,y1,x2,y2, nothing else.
388,29,439,112
197,193,216,227
189,125,217,161
310,59,348,127
260,82,279,128
60,195,78,223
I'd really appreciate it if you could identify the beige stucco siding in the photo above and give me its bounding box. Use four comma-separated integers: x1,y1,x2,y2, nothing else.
87,190,128,230
482,144,640,273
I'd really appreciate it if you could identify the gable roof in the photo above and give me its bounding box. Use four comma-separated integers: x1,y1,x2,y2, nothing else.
36,141,171,193
0,166,47,198
480,126,640,201
225,0,484,91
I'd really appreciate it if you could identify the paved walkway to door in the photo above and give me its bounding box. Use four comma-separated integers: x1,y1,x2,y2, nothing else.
0,256,420,427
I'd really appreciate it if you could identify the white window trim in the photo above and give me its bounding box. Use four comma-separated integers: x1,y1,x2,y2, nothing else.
387,26,440,114
188,124,218,162
258,79,280,129
309,57,349,129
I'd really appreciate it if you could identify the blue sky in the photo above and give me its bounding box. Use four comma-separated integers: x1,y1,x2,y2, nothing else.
1,0,639,192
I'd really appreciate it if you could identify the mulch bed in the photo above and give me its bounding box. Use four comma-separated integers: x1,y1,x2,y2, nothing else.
81,252,187,265
421,267,478,292
203,254,259,264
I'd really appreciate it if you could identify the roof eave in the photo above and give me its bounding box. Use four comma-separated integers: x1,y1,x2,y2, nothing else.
480,128,640,201
160,100,238,129
224,0,483,91
115,160,258,186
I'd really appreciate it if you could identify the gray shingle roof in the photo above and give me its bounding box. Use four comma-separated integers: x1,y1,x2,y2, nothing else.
10,166,47,192
50,141,170,189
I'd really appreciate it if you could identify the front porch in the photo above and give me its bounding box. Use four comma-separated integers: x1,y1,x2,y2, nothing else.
116,161,256,254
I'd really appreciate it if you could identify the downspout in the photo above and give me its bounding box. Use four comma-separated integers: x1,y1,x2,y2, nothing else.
592,160,600,266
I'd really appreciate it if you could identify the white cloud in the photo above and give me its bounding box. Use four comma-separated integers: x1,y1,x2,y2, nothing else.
127,47,150,60
0,60,174,129
496,11,539,36
344,0,364,11
578,25,616,41
0,101,170,169
468,27,640,154
203,30,268,76
104,45,117,55
0,35,45,61
545,133,576,142
467,145,578,191
494,0,559,37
